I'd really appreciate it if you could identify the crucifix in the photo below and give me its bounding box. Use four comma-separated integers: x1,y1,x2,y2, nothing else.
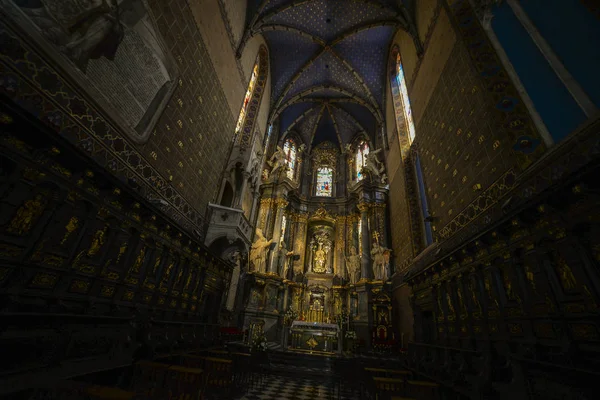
372,231,381,245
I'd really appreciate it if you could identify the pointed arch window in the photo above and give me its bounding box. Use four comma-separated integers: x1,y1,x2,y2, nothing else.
395,53,416,143
315,167,333,197
235,63,259,135
355,140,370,181
283,138,298,180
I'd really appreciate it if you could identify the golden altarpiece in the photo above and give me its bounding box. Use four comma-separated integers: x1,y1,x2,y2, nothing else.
238,140,394,353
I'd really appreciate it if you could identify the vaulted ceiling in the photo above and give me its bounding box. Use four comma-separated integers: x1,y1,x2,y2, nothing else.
239,0,421,150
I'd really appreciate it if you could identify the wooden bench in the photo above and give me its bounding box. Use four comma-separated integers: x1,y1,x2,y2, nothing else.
372,377,407,399
406,380,440,400
165,365,205,399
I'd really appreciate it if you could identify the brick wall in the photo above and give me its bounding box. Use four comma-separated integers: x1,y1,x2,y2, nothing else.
135,0,239,217
415,36,520,233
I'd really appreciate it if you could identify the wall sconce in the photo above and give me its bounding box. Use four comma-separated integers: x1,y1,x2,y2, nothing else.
473,183,482,191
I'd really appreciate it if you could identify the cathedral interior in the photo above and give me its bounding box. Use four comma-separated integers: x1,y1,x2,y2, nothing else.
0,0,599,399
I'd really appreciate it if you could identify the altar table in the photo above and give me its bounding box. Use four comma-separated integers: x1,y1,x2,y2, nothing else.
289,321,341,354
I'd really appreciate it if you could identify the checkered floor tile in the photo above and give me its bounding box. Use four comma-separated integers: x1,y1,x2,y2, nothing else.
234,375,360,400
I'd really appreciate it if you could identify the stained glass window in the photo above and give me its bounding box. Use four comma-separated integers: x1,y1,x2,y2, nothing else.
396,53,416,143
315,167,333,197
355,140,369,181
283,139,297,180
235,63,259,135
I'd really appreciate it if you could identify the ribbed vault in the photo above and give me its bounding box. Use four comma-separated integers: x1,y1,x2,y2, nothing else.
239,0,422,146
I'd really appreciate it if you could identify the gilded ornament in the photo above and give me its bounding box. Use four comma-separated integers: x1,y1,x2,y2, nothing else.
87,227,107,257
7,195,46,236
30,272,58,288
446,291,455,314
60,217,79,245
159,259,176,290
128,246,146,276
69,279,90,294
123,291,134,301
0,243,23,259
555,256,577,291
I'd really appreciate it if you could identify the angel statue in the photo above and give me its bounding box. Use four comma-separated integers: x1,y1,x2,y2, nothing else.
249,228,274,273
364,148,386,182
370,234,391,281
268,146,287,178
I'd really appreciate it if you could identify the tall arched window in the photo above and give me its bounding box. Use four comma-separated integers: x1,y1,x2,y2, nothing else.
315,167,333,197
391,49,433,246
355,140,369,181
235,63,259,135
283,138,297,180
395,53,416,144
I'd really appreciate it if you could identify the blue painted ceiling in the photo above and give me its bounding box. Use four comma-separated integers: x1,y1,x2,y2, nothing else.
243,0,415,150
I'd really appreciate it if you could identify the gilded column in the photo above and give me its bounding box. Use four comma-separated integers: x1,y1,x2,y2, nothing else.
293,212,308,276
257,198,273,234
357,201,372,281
267,198,288,274
335,215,346,279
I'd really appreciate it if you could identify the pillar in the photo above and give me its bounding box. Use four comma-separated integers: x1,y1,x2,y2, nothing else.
358,201,372,280
267,198,288,274
293,212,308,276
335,215,346,279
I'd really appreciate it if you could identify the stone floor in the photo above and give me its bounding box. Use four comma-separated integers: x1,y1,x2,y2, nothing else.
234,374,360,400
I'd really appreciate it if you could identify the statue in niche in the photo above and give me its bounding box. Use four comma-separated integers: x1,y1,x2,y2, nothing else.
345,246,361,284
311,232,331,274
249,228,274,273
364,148,386,182
370,235,391,281
268,146,287,177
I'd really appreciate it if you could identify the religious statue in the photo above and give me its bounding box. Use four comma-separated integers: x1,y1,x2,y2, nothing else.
469,279,482,313
370,236,391,281
60,216,79,245
159,259,176,289
151,254,162,275
364,148,386,182
183,268,194,292
268,145,287,177
7,194,46,236
277,242,295,278
556,256,577,291
446,291,455,314
249,228,274,273
457,286,468,315
17,0,128,73
128,246,146,275
311,233,331,274
345,246,361,284
173,266,185,287
502,272,519,302
87,227,108,257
